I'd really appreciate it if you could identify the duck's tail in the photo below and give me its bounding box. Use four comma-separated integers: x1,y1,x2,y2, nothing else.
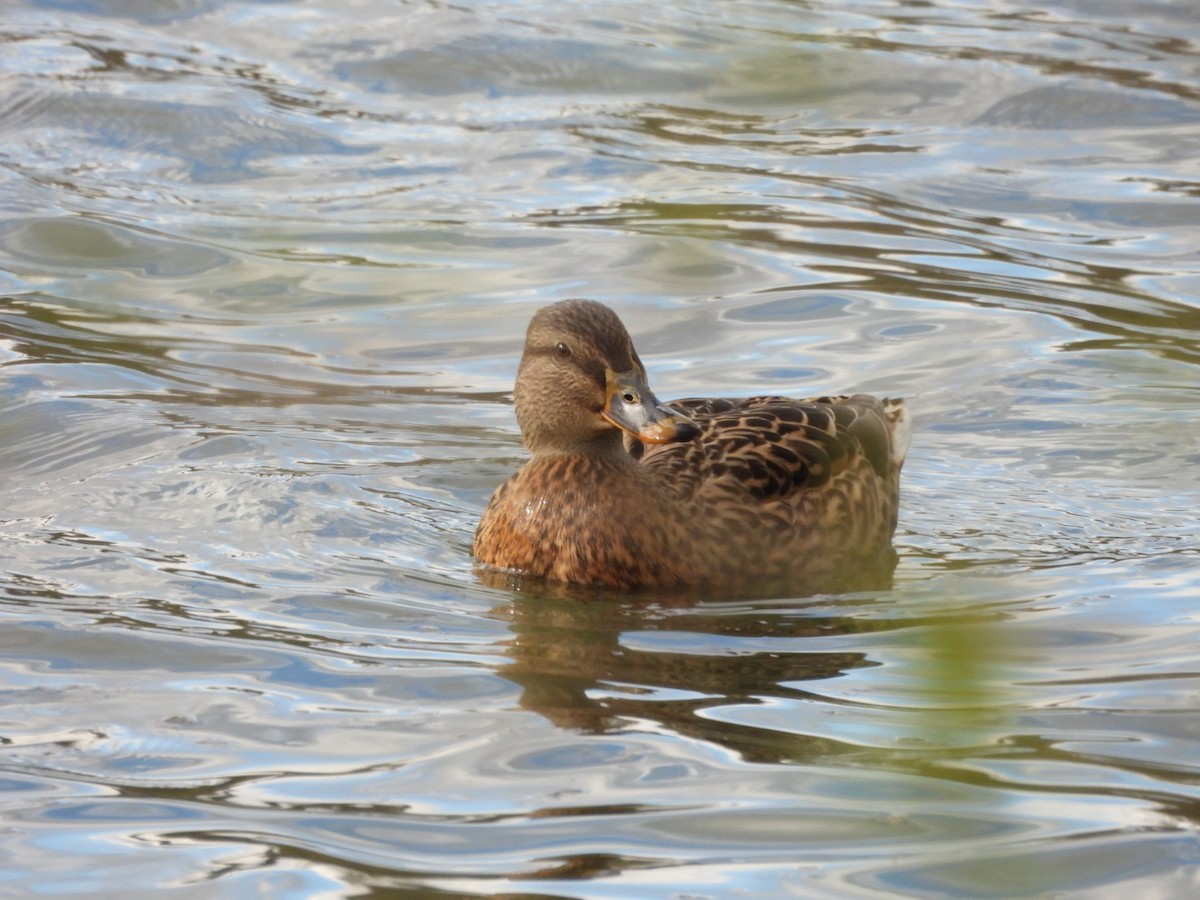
883,398,911,470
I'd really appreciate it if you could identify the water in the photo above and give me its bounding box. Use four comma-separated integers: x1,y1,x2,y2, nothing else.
1,0,1198,896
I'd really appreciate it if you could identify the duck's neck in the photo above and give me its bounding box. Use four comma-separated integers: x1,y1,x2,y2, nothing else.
524,429,633,463
518,430,667,516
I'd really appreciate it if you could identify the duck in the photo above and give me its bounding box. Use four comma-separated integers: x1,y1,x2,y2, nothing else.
473,299,910,592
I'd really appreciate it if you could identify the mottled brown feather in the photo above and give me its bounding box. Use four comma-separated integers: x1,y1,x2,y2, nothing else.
474,300,910,592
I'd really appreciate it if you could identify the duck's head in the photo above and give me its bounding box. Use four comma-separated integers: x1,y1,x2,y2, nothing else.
513,299,698,453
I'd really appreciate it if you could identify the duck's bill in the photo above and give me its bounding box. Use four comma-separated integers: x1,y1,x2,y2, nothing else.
603,368,698,444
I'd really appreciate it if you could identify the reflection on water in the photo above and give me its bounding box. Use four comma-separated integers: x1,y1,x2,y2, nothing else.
502,591,877,748
2,0,1199,895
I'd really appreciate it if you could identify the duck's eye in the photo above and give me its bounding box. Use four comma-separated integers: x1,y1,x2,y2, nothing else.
554,342,571,359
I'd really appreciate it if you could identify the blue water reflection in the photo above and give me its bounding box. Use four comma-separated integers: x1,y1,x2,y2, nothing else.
1,0,1199,895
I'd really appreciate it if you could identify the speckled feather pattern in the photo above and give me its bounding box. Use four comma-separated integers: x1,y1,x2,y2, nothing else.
631,394,908,587
473,300,910,591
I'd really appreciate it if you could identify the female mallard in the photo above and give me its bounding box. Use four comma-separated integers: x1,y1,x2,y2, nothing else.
474,299,910,591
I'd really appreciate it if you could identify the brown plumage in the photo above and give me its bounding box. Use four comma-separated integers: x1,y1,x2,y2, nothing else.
473,299,910,592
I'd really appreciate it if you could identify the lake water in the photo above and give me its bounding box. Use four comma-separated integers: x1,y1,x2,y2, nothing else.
2,0,1199,896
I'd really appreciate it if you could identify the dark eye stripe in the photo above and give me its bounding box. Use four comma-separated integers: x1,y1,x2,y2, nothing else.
527,341,612,392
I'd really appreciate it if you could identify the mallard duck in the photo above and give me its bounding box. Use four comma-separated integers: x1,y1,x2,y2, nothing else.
474,299,910,591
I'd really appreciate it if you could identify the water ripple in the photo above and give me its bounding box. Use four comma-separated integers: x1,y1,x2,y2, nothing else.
1,0,1199,895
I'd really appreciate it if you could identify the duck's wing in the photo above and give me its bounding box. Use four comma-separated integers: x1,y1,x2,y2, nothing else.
629,394,907,502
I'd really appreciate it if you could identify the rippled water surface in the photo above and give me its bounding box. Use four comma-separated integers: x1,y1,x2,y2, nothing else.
2,0,1199,896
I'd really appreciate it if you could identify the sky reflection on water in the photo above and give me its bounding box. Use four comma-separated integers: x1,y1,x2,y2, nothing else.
1,0,1199,896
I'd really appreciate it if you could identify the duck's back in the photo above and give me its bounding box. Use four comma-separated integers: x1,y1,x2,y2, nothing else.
629,394,910,588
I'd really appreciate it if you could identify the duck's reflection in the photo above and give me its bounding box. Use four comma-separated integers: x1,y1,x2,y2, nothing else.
489,572,894,762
